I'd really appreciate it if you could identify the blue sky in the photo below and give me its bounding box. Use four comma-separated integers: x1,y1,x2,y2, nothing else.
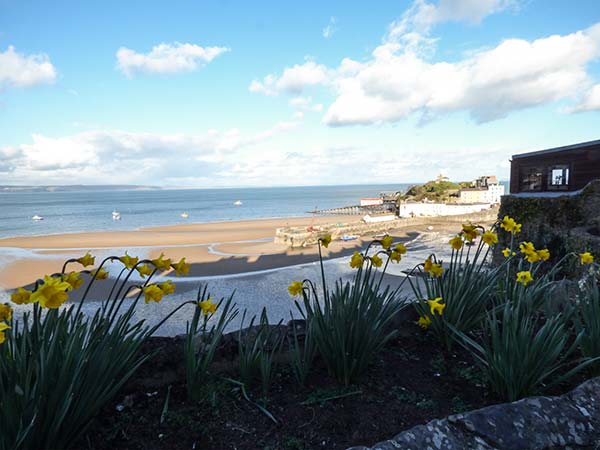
1,0,599,187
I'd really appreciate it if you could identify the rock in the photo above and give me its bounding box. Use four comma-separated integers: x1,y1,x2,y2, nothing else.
347,377,600,450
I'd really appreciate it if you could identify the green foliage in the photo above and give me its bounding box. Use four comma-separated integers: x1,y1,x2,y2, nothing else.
454,302,590,402
0,256,194,450
296,252,406,386
401,179,461,202
575,278,600,374
184,286,238,402
287,318,316,386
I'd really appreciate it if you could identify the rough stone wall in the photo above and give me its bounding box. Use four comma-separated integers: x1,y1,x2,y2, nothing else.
347,376,600,450
494,180,600,269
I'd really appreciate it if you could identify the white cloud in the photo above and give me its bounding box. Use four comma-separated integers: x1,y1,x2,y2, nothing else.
0,45,56,89
322,16,337,38
116,42,230,78
572,84,600,112
249,61,330,96
289,96,323,112
0,122,298,185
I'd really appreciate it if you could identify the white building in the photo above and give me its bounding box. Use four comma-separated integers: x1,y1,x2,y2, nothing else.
398,202,491,217
458,176,505,204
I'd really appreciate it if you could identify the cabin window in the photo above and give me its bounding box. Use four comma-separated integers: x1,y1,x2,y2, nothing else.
547,165,570,190
520,167,543,191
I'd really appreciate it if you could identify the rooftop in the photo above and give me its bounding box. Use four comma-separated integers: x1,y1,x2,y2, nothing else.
512,138,600,160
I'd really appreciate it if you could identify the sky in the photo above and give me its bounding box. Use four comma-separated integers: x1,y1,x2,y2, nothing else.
1,0,599,187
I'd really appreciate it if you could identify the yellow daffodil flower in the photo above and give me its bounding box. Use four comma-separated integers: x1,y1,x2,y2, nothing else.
449,235,463,250
481,230,498,246
390,251,402,263
11,287,33,305
350,251,364,269
516,271,533,286
394,243,407,255
519,242,540,263
427,297,445,315
319,234,332,248
152,253,172,272
537,249,550,262
580,252,595,265
171,257,190,276
380,235,393,250
199,297,218,317
500,215,521,234
370,254,383,268
92,268,109,280
513,223,522,234
429,263,444,278
0,322,10,344
77,251,95,267
136,264,154,278
63,271,84,290
288,281,304,296
462,222,479,241
158,280,176,295
119,251,139,270
418,315,431,330
423,257,433,272
142,285,164,304
0,304,12,322
31,275,72,309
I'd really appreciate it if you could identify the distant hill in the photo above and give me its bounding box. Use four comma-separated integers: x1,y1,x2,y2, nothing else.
399,179,462,202
0,185,161,193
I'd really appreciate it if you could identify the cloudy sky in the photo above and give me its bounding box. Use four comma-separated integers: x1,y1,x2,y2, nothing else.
1,0,599,187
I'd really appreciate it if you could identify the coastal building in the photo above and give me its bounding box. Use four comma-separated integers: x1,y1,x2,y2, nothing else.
509,139,600,194
458,175,505,204
398,202,492,217
360,197,384,207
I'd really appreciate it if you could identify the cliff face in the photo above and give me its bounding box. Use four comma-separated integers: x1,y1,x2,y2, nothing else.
495,180,600,271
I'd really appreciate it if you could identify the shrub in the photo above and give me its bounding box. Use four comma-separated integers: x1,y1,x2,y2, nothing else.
575,276,600,374
0,253,194,450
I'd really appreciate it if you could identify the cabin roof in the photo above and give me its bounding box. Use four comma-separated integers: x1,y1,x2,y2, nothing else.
512,138,600,160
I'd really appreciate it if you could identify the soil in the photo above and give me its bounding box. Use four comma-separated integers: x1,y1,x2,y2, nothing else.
80,318,581,450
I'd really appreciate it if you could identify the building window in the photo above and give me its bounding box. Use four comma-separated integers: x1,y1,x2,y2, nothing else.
520,167,543,191
547,165,570,190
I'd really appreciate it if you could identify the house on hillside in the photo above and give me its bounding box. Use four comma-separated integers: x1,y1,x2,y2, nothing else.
509,139,600,194
458,175,505,204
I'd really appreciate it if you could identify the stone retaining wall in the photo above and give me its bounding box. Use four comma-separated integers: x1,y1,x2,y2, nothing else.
347,376,600,450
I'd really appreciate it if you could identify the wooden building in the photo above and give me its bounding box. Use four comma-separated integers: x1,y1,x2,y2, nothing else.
510,139,600,194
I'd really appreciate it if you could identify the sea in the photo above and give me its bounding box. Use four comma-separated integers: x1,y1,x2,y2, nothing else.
0,184,412,239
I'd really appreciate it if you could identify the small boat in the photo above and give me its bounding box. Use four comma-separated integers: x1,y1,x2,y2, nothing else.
341,234,358,241
31,215,44,221
112,210,121,220
233,200,243,206
180,212,189,218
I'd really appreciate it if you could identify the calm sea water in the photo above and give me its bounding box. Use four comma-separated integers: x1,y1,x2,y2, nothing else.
0,184,412,239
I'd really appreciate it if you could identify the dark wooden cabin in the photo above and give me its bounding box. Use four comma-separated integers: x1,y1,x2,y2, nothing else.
510,139,600,194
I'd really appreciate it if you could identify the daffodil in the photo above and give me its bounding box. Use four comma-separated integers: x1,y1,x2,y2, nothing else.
427,297,445,315
136,264,154,278
199,297,218,317
370,254,383,268
288,281,304,296
31,275,72,309
449,235,463,250
500,215,521,234
92,268,109,280
350,251,364,269
418,315,431,330
158,280,176,295
537,249,550,262
11,287,33,305
63,271,84,290
119,251,139,270
171,257,190,276
481,230,498,246
423,257,433,273
390,251,402,263
520,242,540,263
502,247,511,258
380,235,393,250
152,253,172,272
462,222,479,242
77,252,95,267
394,243,407,255
516,271,533,286
320,234,332,248
0,322,10,344
429,264,444,278
0,304,12,322
142,285,164,304
580,252,595,265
